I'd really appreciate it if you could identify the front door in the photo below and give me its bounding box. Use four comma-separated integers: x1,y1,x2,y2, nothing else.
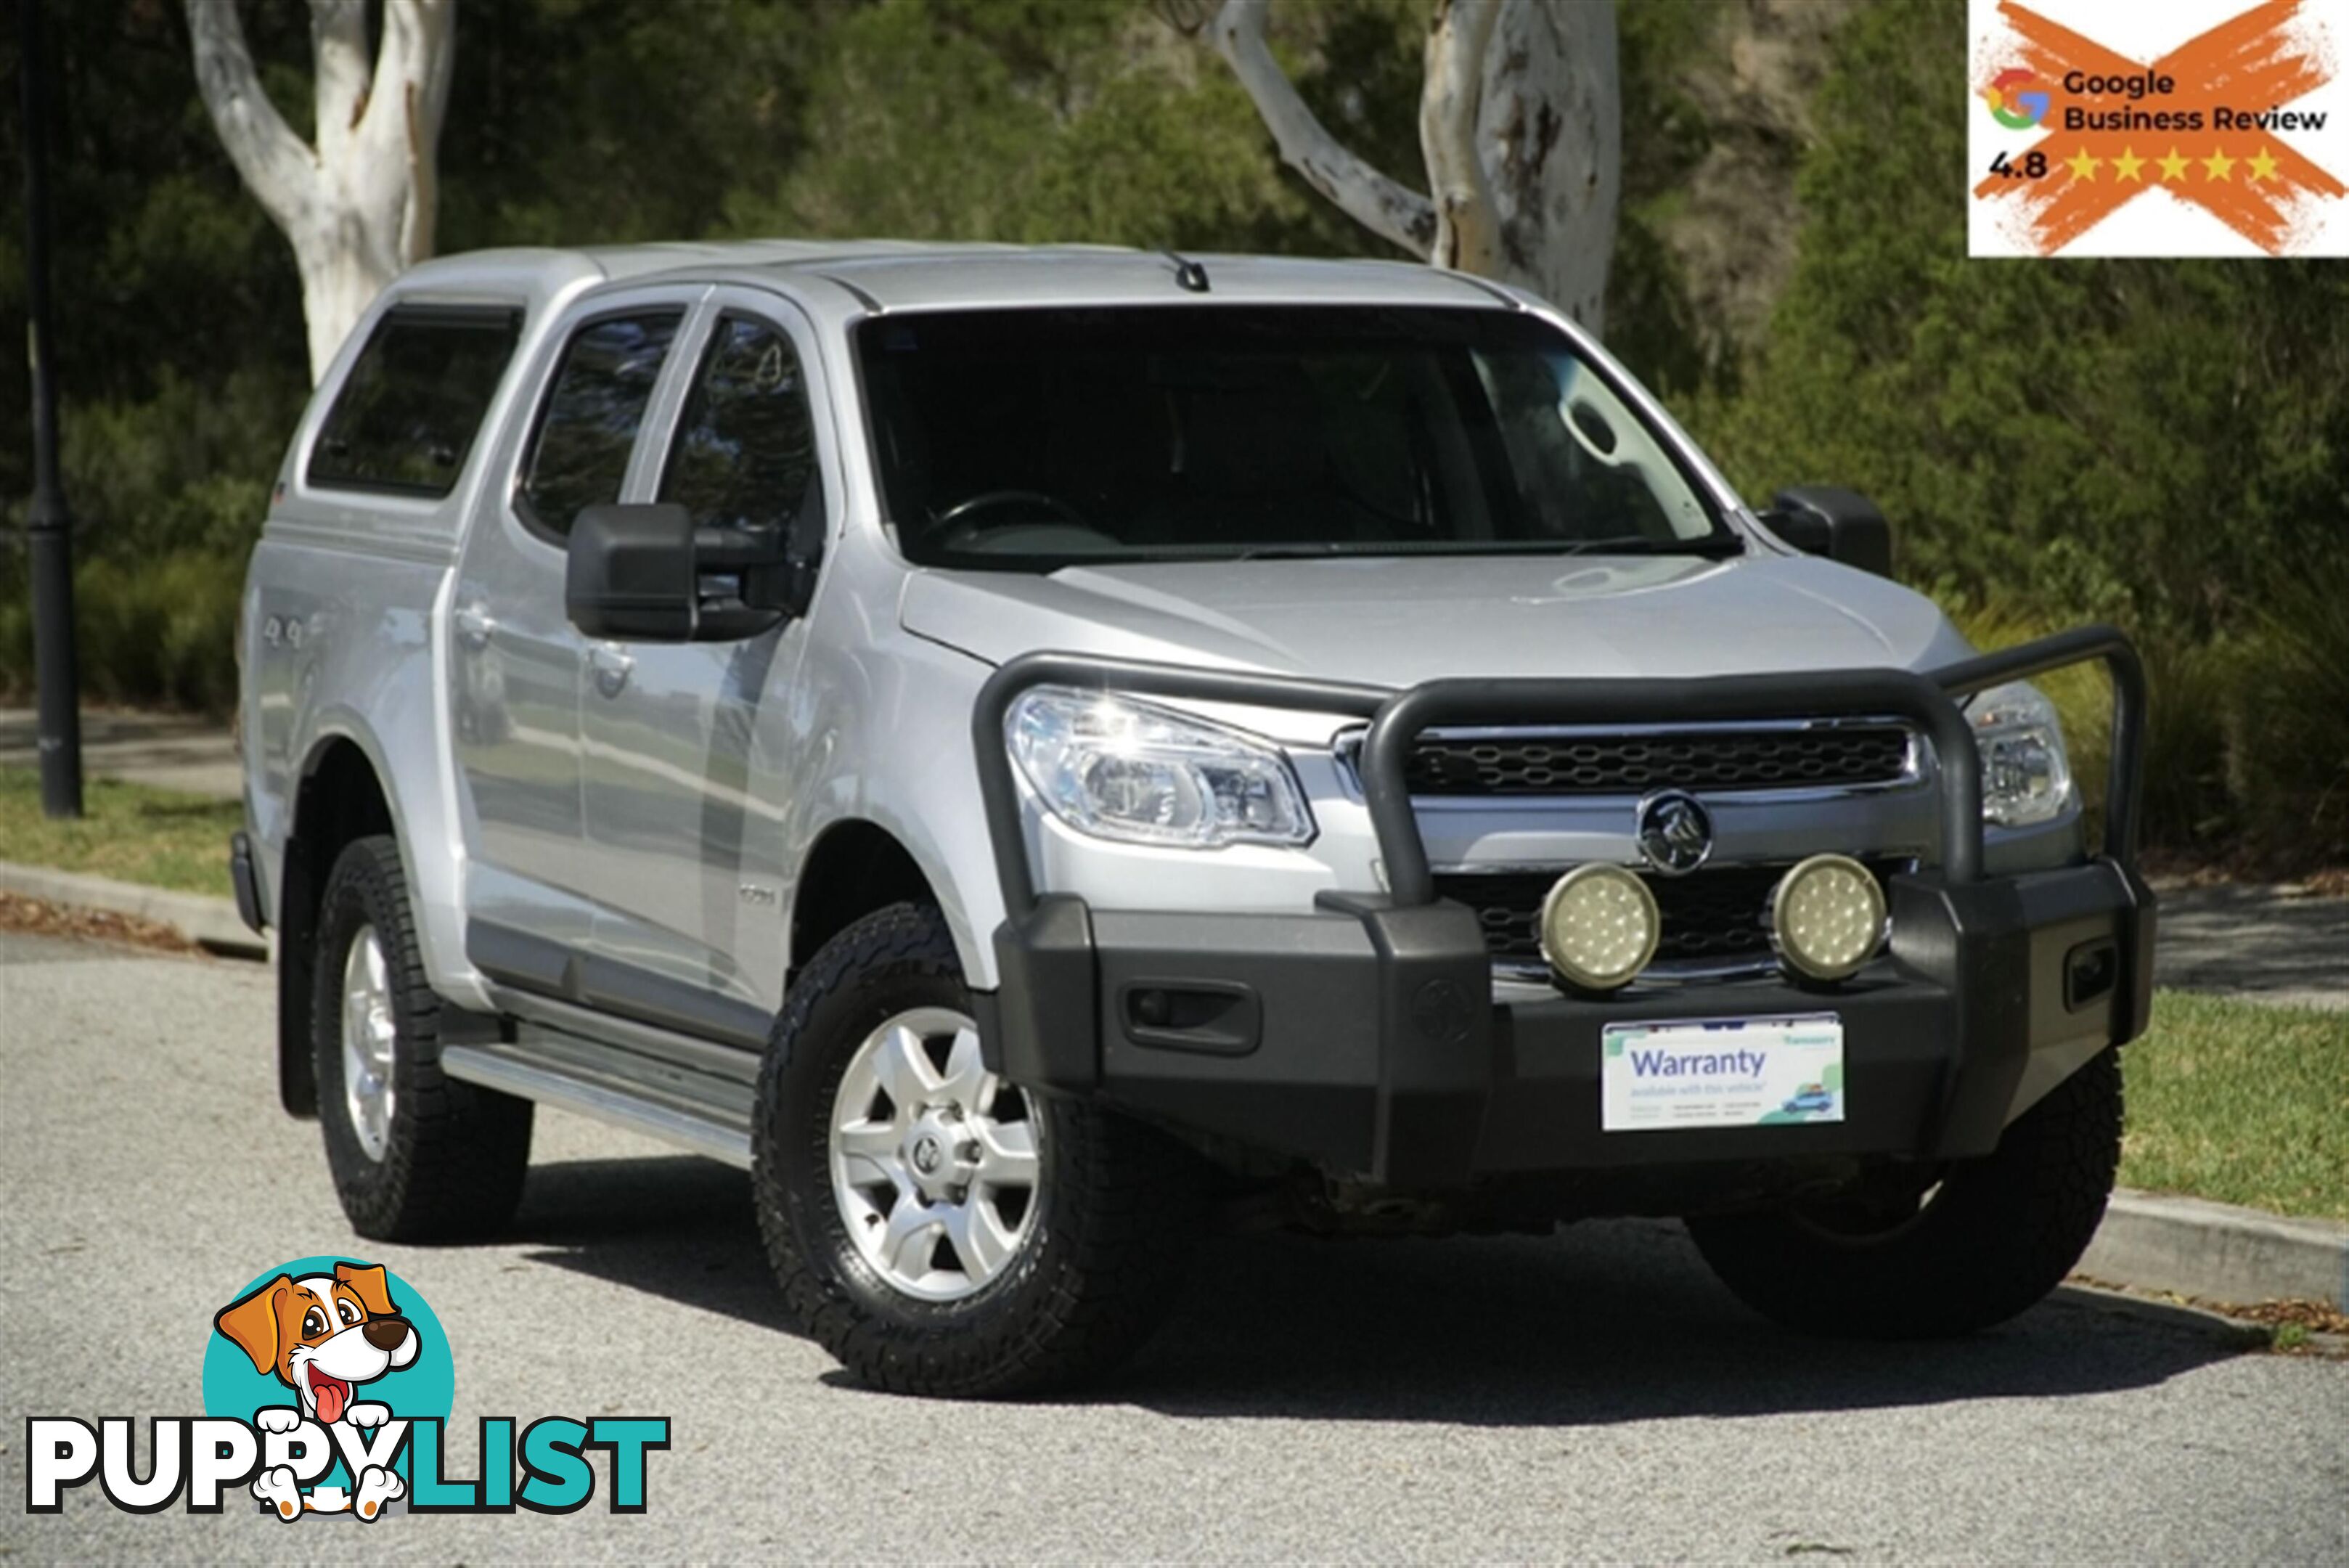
576,296,834,1037
450,298,696,957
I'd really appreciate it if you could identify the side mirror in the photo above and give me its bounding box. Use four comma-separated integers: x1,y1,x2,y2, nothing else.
567,503,700,641
1760,486,1895,579
566,501,818,642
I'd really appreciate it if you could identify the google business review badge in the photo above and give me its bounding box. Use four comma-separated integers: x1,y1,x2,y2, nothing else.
1969,0,2349,256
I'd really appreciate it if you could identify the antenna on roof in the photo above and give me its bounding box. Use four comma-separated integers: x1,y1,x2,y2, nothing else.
1164,251,1210,293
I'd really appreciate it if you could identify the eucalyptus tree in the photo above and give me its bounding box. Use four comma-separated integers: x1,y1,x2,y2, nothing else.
1209,0,1620,331
186,0,457,381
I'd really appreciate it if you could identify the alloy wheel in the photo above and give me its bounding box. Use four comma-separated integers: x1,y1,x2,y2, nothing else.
828,1006,1042,1302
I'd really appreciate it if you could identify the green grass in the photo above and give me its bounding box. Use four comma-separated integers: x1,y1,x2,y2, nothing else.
2120,992,2349,1222
0,765,240,898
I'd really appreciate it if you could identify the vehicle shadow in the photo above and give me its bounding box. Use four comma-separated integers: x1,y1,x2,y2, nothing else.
1104,1225,2251,1428
509,1153,2251,1428
508,1153,801,1336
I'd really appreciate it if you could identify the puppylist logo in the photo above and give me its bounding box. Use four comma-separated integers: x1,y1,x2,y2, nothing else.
24,1257,670,1521
212,1259,441,1519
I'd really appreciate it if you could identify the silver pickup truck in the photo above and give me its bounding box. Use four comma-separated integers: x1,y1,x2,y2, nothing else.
233,241,2154,1397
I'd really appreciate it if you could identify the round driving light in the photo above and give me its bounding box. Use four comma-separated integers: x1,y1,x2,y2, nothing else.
1771,854,1888,982
1539,863,1662,992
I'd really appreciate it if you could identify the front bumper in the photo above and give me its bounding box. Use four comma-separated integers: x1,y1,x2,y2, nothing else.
971,628,2156,1191
984,860,2152,1188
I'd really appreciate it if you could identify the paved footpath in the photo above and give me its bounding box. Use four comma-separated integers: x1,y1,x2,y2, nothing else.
0,706,244,799
2151,878,2349,1011
3,928,2344,1562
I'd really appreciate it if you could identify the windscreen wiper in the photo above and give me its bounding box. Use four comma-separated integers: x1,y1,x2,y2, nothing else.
1555,533,1744,560
1227,542,1352,563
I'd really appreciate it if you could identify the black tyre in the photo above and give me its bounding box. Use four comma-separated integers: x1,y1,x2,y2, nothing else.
754,902,1202,1397
314,835,534,1241
1686,1048,2123,1338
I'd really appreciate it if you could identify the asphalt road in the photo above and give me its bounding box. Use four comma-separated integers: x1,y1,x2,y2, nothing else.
4,930,2345,1563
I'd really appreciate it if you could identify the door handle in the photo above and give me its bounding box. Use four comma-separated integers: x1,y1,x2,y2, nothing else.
454,603,497,650
589,642,634,698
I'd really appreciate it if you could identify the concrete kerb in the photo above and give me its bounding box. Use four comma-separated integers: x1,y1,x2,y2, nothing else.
2080,1188,2349,1314
0,860,266,959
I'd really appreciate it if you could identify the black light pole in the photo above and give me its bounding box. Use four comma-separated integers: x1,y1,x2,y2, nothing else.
19,0,82,817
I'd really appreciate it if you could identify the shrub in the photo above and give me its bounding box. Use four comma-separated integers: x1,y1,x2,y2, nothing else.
2224,557,2349,866
1953,560,2349,871
0,550,244,715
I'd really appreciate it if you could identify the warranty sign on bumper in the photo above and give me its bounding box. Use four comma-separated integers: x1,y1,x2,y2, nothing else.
1601,1015,1846,1132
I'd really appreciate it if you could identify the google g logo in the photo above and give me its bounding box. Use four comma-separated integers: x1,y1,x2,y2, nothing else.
1985,68,2051,129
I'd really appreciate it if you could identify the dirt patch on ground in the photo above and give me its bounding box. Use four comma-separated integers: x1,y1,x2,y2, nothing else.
0,890,202,954
2074,1275,2349,1356
2231,1298,2349,1337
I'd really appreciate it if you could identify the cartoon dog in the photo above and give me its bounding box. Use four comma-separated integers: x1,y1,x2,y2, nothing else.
214,1262,417,1519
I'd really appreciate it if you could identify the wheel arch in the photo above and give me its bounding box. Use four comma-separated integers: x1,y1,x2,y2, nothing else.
276,731,399,1116
786,818,942,989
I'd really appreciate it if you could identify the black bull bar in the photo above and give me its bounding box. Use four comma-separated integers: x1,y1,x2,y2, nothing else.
966,626,2152,1183
973,624,2147,909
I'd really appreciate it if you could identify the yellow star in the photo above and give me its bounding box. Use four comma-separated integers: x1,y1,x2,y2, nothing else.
2202,145,2237,181
2112,145,2146,182
2157,146,2192,181
2247,144,2280,181
2065,146,2101,181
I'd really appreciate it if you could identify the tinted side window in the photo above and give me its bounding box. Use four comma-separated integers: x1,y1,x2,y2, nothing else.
660,316,819,531
519,311,684,536
308,308,520,496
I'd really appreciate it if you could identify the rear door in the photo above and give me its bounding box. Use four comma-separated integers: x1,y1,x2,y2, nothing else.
450,289,701,964
575,291,835,1038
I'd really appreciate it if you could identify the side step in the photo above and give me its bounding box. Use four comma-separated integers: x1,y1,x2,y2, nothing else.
440,1015,758,1170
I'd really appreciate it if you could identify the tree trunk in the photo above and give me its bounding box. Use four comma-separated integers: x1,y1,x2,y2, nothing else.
1480,0,1619,332
1210,0,1435,255
187,0,457,382
1421,0,1506,279
1214,0,1619,335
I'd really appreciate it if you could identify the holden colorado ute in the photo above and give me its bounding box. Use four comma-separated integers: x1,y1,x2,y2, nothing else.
232,241,2154,1397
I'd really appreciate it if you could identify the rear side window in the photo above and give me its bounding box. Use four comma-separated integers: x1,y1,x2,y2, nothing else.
307,307,520,496
518,311,685,536
660,315,820,531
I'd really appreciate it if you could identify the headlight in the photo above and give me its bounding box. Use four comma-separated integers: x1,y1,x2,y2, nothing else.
1966,679,2073,826
1006,687,1315,849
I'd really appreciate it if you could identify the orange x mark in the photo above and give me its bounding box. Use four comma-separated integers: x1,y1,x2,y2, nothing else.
1974,0,2345,253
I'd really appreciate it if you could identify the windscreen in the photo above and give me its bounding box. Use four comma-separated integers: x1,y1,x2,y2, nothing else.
857,306,1728,569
